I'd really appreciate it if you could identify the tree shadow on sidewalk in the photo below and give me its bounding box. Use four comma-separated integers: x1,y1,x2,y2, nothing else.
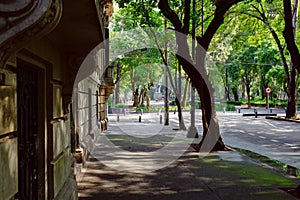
78,150,299,200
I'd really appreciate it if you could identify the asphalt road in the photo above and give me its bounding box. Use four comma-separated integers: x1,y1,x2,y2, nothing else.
108,107,300,169
219,111,300,169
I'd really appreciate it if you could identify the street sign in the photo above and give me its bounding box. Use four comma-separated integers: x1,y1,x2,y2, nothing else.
266,87,272,94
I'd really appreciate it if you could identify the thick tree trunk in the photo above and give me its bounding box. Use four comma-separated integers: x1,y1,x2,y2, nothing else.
145,93,150,107
283,0,300,74
139,88,145,106
133,88,139,107
232,87,239,101
158,0,242,152
283,0,299,118
286,67,297,118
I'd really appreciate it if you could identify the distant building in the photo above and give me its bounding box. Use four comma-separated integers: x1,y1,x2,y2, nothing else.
0,0,113,199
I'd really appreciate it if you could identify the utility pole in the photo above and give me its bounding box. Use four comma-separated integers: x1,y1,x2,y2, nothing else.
187,0,198,138
164,18,169,126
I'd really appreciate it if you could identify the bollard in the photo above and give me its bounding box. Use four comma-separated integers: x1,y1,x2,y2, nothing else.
139,115,141,122
117,114,119,122
238,108,240,113
223,107,226,113
269,108,272,113
160,115,162,124
287,165,297,176
141,109,143,115
255,111,258,118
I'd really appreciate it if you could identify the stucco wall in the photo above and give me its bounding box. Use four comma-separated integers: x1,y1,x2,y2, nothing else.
0,70,16,136
77,76,101,153
75,49,105,156
0,37,76,199
0,138,18,200
0,67,17,200
25,38,62,80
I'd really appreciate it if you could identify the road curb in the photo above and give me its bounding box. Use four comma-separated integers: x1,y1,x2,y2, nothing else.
227,146,300,178
266,116,300,123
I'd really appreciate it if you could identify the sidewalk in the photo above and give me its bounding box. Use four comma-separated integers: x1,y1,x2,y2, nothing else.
77,114,299,199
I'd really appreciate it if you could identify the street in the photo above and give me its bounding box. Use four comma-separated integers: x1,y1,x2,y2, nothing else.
77,108,300,199
219,111,300,169
107,107,300,169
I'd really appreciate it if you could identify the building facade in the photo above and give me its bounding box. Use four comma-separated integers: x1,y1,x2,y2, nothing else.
0,0,113,199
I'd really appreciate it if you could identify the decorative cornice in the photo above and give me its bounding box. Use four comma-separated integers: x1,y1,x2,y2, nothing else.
0,0,62,68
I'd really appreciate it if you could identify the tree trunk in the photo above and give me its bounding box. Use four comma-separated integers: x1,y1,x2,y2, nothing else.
115,81,121,104
242,83,245,99
246,83,251,108
114,62,122,104
178,63,182,102
176,64,186,130
286,67,297,118
225,86,230,101
232,87,239,101
130,67,137,105
283,0,299,118
175,97,186,130
181,77,189,107
139,88,145,106
133,88,139,107
225,66,230,101
261,79,266,100
283,0,300,74
158,0,242,152
145,93,150,107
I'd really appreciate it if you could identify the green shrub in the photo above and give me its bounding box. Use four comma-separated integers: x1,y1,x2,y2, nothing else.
115,103,124,108
215,103,236,111
226,104,236,111
136,104,149,111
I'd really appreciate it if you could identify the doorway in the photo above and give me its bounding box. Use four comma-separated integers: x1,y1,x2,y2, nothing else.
17,61,44,199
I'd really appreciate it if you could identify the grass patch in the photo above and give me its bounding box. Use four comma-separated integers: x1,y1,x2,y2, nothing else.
201,153,297,186
228,165,297,186
233,148,300,179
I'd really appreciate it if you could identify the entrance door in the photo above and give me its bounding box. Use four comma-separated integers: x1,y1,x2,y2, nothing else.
17,64,39,200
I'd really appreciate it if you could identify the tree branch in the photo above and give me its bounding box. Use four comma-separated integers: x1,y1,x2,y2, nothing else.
197,0,244,50
283,0,300,74
183,0,191,34
158,0,183,31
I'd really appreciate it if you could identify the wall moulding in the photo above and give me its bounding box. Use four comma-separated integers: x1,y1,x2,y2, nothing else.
0,0,62,69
